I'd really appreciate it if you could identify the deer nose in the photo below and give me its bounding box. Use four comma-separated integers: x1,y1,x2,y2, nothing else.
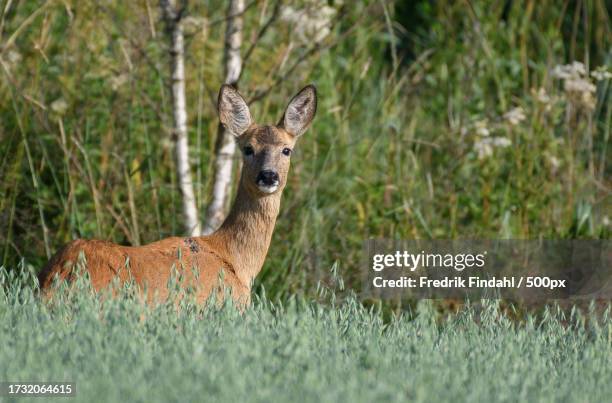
257,170,279,186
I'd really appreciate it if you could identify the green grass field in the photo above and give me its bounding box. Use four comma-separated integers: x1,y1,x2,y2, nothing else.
1,270,611,403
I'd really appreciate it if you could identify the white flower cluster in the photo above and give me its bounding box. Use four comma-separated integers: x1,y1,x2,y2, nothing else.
530,86,557,112
473,136,512,160
474,119,490,137
471,118,512,160
281,0,338,44
503,107,526,126
590,65,612,82
551,61,598,110
50,98,68,115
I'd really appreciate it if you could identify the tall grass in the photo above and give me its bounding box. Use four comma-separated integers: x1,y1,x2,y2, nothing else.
1,266,611,402
0,0,609,299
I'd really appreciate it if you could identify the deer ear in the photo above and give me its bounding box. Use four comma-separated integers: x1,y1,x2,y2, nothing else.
218,85,252,137
279,85,317,137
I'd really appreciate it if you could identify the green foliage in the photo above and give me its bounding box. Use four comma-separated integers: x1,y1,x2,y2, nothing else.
1,267,612,402
0,0,610,299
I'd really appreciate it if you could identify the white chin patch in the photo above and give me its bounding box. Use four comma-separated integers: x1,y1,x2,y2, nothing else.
257,183,279,194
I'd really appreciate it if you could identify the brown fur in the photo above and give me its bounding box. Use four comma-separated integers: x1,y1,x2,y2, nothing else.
39,85,317,307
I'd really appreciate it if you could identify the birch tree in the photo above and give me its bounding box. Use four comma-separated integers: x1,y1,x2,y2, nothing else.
203,0,245,234
160,0,202,236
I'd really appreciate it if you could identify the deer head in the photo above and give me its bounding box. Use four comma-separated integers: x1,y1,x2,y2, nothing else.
218,85,317,197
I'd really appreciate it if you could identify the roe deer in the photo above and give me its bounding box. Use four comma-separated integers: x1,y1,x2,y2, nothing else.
39,84,317,306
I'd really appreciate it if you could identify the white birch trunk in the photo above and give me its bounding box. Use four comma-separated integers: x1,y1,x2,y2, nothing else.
162,0,202,236
203,0,245,234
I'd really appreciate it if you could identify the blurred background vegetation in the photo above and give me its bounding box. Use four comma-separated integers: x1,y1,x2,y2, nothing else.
0,0,610,299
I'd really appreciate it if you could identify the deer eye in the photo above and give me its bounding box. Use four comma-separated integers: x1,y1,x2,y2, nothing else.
282,147,292,156
243,145,254,156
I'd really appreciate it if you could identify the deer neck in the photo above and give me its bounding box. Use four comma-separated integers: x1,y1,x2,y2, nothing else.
211,174,282,287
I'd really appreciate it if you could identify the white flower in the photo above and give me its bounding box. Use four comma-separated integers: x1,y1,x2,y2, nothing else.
533,87,551,104
564,77,596,94
591,66,612,81
473,139,493,159
474,119,490,137
503,107,526,126
531,87,556,112
552,61,586,80
491,137,512,147
551,65,570,80
473,137,511,160
281,1,337,44
50,98,68,115
571,61,587,75
551,61,598,110
547,154,560,173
